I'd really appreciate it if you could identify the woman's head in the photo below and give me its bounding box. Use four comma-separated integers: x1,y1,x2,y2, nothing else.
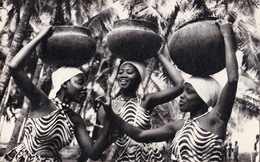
179,76,222,112
49,67,86,103
117,61,146,90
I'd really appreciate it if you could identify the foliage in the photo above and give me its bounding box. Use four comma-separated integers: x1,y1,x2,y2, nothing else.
0,0,259,159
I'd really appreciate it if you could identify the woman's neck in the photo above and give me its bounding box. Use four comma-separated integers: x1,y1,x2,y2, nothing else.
56,93,71,105
190,106,208,119
120,90,137,101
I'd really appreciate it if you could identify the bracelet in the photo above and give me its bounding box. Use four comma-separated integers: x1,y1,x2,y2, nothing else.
94,123,104,128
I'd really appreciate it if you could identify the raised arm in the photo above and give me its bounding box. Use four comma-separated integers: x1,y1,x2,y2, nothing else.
212,19,238,123
145,44,184,109
7,26,52,107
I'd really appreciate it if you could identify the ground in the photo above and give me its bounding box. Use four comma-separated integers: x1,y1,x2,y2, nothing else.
0,145,253,161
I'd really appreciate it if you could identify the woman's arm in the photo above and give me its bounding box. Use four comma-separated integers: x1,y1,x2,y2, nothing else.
72,111,111,161
8,26,52,108
145,45,184,109
102,102,182,143
212,19,238,123
8,26,52,107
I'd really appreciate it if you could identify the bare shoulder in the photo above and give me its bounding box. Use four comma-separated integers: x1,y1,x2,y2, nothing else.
140,93,151,104
29,98,56,118
207,106,227,125
200,110,227,138
140,93,156,109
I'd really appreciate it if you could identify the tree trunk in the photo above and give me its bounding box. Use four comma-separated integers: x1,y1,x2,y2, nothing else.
4,98,30,153
0,0,34,103
107,58,121,96
0,78,12,122
4,57,46,153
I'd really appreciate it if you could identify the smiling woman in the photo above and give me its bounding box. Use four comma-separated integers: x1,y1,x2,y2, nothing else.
102,18,239,162
97,42,184,161
2,26,111,162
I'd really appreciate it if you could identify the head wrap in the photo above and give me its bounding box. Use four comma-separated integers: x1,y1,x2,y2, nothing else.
121,61,146,81
48,67,84,99
185,76,222,107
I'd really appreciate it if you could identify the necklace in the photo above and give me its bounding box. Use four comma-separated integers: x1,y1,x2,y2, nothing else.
185,111,209,125
117,95,138,102
191,111,209,120
53,98,70,110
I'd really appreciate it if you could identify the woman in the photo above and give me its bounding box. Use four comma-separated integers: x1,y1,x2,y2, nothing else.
252,134,259,162
99,42,184,161
102,18,238,161
3,26,111,162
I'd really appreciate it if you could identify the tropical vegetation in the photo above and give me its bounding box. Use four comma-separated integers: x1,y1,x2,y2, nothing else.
0,0,259,160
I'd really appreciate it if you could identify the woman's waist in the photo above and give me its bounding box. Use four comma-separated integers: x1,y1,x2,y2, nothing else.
6,143,61,161
25,144,60,157
36,150,61,158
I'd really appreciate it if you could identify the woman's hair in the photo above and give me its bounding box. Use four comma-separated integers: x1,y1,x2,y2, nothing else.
48,67,84,99
185,76,222,107
120,61,146,82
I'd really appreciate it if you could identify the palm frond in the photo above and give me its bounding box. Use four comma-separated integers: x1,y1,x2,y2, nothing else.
61,0,71,24
203,1,260,72
70,0,89,25
83,2,122,41
130,1,170,34
227,2,260,71
37,0,58,24
235,73,260,118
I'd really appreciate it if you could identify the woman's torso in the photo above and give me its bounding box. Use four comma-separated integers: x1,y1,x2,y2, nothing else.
113,95,151,130
171,117,224,161
24,109,74,155
111,96,164,161
6,99,75,161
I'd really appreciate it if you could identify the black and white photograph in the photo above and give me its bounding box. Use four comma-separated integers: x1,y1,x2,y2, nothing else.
0,0,259,161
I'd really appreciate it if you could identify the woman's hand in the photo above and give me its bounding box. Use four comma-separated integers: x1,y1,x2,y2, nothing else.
216,19,232,34
215,16,235,38
8,25,53,70
108,124,121,142
95,94,112,114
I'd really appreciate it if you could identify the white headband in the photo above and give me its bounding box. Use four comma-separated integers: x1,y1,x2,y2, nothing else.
185,76,222,107
48,67,84,99
121,61,146,81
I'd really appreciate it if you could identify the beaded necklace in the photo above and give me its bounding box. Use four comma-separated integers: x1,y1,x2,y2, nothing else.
52,97,70,111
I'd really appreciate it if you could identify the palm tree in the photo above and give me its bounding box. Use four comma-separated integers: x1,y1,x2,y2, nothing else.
0,0,259,160
0,0,34,103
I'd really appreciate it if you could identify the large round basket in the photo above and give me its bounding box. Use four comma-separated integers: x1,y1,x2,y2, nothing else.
40,25,96,67
169,19,225,76
106,19,162,61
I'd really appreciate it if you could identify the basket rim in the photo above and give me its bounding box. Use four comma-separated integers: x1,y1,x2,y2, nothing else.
114,19,159,33
53,25,92,36
175,17,218,31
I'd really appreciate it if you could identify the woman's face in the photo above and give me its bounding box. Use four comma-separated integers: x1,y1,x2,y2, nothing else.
65,73,87,103
179,83,203,112
117,63,141,90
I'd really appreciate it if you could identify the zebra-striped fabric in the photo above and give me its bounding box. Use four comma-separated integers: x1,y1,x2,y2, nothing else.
112,96,164,162
4,101,74,162
171,119,224,162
